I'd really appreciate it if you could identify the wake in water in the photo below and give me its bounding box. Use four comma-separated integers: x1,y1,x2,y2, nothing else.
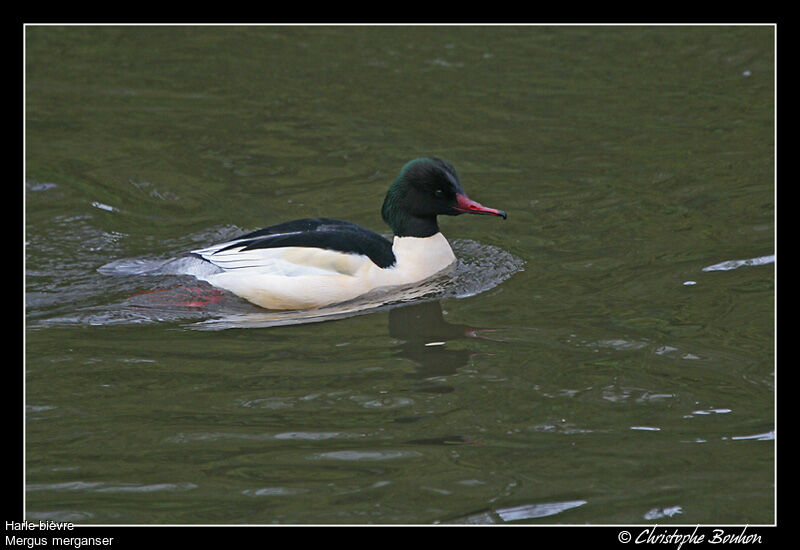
89,239,525,329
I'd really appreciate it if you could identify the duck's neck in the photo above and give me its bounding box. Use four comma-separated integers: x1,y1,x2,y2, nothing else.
390,214,440,238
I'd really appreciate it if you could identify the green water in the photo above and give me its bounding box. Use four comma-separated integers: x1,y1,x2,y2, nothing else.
25,25,774,525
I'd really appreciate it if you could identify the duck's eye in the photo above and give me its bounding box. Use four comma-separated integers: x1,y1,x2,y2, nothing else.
434,189,445,198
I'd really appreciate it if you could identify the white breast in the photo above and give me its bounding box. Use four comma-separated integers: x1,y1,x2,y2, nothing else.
376,233,456,287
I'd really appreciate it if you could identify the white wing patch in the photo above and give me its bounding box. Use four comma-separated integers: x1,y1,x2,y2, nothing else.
192,241,370,278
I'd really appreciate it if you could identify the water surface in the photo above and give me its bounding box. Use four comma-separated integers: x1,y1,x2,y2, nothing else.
25,25,774,525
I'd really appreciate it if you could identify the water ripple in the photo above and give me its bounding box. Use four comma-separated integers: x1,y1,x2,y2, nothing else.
448,499,587,524
313,450,421,461
702,254,774,272
25,235,528,330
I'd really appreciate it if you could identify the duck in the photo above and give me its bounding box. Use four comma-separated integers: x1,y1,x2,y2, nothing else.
190,157,506,310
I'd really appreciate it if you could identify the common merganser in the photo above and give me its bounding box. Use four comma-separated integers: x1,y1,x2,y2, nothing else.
191,157,506,310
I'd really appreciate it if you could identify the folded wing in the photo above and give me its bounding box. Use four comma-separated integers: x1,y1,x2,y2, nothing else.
192,218,396,277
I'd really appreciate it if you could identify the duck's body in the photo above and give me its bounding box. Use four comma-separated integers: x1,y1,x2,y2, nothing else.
191,158,505,310
192,221,456,310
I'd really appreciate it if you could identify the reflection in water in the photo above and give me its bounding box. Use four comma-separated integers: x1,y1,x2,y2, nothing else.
388,300,501,382
92,243,515,393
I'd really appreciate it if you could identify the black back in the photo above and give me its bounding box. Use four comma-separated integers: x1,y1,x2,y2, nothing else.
217,218,397,269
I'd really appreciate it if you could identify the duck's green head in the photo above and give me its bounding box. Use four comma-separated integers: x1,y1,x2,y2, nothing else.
381,157,506,237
